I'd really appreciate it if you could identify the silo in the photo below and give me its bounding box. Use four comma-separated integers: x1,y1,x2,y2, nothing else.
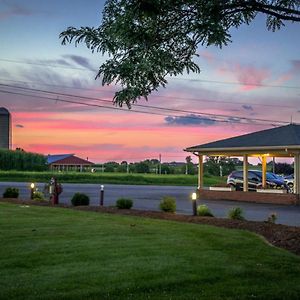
0,107,11,149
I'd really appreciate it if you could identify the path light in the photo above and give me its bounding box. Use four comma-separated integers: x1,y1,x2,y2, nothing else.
30,183,35,199
100,185,104,206
192,192,197,216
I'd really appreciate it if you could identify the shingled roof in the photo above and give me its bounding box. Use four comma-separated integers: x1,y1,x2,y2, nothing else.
47,154,93,165
47,154,74,164
185,124,300,153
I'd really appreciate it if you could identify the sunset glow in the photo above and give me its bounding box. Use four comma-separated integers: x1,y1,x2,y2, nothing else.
1,1,300,163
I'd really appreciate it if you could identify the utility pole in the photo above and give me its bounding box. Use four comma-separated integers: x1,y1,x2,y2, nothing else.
159,154,162,175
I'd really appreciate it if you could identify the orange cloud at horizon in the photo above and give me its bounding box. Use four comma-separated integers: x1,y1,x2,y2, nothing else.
11,108,265,163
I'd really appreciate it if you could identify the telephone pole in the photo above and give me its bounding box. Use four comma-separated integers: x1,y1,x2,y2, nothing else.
159,154,162,175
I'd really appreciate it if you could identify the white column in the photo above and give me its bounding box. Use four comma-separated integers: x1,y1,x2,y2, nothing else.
198,154,204,189
262,156,267,188
294,154,300,194
243,154,248,192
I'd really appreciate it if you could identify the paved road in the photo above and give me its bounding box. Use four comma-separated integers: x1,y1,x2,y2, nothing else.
1,182,300,226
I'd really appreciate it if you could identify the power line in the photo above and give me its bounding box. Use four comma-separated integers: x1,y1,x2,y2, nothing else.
0,78,297,110
1,58,300,90
170,77,300,90
1,88,252,126
0,83,290,126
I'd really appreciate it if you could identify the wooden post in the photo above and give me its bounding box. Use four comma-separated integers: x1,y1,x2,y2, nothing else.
198,154,204,189
243,154,248,192
262,156,267,188
294,154,300,194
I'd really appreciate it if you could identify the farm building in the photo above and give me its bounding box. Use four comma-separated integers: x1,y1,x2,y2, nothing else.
47,154,94,172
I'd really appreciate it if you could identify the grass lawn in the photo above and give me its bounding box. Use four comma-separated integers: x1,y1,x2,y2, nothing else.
1,203,300,300
0,170,225,186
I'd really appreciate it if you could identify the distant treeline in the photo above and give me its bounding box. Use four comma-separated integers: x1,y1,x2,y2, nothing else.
0,149,47,171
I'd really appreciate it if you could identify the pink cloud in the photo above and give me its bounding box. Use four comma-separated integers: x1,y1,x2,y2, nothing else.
269,60,300,86
218,63,271,91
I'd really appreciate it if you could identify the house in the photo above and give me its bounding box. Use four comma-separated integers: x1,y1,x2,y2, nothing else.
47,154,94,172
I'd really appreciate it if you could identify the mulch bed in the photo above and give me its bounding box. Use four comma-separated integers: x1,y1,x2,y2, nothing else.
1,198,300,256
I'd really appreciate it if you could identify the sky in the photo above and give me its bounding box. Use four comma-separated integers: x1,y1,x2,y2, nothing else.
0,0,300,163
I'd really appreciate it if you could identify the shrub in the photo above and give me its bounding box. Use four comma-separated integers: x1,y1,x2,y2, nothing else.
3,187,19,198
228,207,245,220
116,198,133,209
159,196,176,213
71,193,90,206
267,212,277,224
32,191,45,201
197,204,214,217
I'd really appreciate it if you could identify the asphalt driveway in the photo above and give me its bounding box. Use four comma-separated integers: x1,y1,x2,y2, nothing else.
1,182,300,226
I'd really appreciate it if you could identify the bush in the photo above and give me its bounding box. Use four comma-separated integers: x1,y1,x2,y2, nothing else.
71,193,90,206
228,207,245,220
159,196,176,213
197,204,214,217
116,198,133,209
32,191,45,201
3,187,19,198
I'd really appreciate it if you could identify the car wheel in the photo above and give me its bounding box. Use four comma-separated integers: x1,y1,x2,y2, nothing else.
229,184,237,191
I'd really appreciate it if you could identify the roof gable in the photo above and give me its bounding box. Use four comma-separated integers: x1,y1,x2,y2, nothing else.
185,124,300,151
47,154,94,165
47,154,73,164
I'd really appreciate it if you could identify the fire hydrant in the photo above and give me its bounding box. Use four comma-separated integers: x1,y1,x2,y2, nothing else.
49,177,63,205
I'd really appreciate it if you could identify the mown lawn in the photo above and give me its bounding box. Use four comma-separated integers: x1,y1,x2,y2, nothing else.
1,203,300,300
0,170,225,186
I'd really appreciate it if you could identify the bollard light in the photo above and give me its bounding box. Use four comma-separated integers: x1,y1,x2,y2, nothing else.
100,185,104,206
30,183,35,199
191,192,197,216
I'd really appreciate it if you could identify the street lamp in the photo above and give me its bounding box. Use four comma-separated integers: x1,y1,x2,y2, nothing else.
192,192,197,216
30,183,35,199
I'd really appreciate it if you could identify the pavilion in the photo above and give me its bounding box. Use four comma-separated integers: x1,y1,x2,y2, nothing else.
185,124,300,204
47,154,94,172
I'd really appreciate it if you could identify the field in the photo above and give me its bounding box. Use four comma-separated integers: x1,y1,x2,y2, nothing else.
1,202,300,300
0,170,225,186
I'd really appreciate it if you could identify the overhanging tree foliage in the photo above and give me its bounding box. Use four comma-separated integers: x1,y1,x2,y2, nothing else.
60,0,300,107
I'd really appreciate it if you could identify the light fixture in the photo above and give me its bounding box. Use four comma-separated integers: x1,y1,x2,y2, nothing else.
30,183,35,199
191,192,197,216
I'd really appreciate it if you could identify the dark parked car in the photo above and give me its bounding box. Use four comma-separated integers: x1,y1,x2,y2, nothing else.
227,170,288,191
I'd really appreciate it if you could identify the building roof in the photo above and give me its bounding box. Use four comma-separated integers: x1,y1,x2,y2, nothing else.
47,154,74,164
0,107,10,115
47,154,94,165
185,124,300,154
53,155,94,165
